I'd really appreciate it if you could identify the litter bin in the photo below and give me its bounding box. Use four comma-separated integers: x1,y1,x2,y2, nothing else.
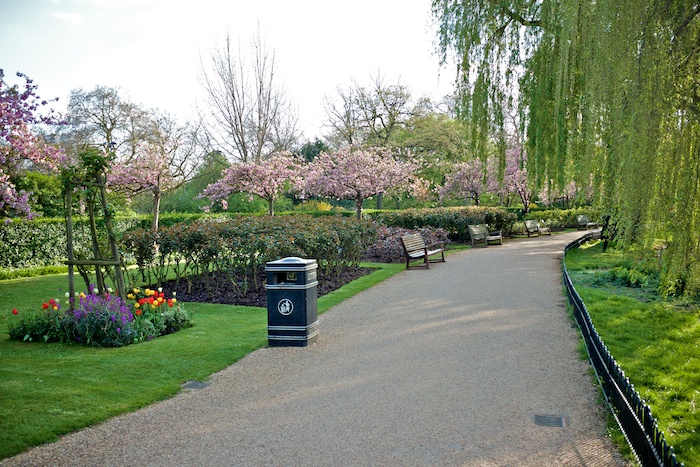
265,257,319,347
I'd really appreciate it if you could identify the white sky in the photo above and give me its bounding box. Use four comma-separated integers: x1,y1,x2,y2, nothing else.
1,0,457,141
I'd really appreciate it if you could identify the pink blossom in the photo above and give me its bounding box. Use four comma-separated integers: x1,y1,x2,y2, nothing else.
0,70,66,218
304,146,418,219
200,152,303,216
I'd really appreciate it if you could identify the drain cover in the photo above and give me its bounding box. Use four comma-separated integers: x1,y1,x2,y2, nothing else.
534,414,565,427
182,380,209,390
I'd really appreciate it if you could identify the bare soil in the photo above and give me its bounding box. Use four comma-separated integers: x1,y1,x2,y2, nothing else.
159,267,374,307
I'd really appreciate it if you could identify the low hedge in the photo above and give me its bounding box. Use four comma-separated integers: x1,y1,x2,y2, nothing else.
120,216,378,297
370,206,518,242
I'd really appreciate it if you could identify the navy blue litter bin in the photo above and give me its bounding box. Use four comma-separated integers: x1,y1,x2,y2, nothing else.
265,257,318,346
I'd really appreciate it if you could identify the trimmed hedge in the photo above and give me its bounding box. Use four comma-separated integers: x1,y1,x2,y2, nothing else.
0,213,234,270
370,206,518,242
120,216,378,297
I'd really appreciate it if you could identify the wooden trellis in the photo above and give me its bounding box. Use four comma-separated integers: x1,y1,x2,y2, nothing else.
64,153,126,307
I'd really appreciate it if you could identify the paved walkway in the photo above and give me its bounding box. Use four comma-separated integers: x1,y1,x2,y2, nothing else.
4,231,625,466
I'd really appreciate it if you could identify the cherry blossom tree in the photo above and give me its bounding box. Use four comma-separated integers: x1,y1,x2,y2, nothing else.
304,147,418,219
439,158,497,206
501,147,534,213
0,70,65,218
200,152,303,216
107,111,198,231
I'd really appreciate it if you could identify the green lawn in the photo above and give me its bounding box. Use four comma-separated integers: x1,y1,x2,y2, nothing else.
0,261,405,460
566,241,700,466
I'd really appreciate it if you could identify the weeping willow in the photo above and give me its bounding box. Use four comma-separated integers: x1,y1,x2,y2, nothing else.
433,0,700,295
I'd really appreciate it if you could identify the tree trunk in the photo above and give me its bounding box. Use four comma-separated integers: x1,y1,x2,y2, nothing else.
355,198,363,220
377,192,383,210
152,190,161,232
268,198,274,216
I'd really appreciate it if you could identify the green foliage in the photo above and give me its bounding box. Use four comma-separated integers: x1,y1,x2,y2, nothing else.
13,172,64,217
371,206,517,241
433,1,700,296
297,138,329,162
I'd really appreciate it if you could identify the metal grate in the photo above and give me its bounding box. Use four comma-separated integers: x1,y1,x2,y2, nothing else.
182,380,210,390
534,414,565,427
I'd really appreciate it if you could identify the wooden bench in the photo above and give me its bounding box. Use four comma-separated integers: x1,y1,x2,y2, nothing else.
577,215,598,230
467,224,503,247
399,233,445,269
524,219,551,237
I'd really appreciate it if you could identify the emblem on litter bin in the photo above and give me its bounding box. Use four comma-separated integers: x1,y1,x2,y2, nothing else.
277,298,294,316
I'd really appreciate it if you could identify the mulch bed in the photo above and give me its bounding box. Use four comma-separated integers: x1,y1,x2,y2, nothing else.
159,267,374,307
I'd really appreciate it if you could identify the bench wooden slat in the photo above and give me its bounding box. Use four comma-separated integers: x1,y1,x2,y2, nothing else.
467,224,503,247
399,233,446,269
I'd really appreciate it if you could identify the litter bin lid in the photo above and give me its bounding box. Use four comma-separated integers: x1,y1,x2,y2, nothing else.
265,257,317,271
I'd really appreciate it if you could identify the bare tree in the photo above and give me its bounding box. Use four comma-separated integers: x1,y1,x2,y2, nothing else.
323,73,417,149
64,86,147,157
322,84,367,148
198,31,299,163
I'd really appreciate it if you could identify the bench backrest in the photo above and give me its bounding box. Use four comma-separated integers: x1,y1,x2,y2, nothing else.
467,224,488,238
524,220,539,230
400,233,426,252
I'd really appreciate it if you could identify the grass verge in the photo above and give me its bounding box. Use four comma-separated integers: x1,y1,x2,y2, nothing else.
565,241,700,466
0,261,404,460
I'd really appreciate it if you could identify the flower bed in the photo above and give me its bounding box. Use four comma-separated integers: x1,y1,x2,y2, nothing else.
8,287,191,347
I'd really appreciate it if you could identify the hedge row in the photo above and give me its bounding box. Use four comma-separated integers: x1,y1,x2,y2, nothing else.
371,206,518,242
120,216,377,296
0,213,235,270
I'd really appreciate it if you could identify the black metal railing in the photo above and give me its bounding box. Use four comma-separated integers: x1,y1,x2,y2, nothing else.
563,232,683,467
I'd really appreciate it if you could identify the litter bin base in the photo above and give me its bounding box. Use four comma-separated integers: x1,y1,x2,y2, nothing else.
268,320,319,347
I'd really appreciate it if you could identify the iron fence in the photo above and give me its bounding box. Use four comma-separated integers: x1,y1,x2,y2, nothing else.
563,232,683,467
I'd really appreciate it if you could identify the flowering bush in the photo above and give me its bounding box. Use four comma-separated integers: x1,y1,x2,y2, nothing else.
7,287,191,347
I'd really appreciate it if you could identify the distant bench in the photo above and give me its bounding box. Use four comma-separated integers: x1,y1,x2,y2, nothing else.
467,224,503,247
577,215,599,230
524,219,551,237
399,233,445,269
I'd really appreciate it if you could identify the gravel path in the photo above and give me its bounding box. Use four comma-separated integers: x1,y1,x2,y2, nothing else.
4,231,626,466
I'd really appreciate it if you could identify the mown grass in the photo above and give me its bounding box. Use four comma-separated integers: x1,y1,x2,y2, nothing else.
0,261,407,460
566,241,700,466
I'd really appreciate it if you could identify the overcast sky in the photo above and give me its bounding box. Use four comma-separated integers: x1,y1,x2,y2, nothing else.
1,0,457,140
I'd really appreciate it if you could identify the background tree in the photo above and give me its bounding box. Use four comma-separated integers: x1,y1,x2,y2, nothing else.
500,147,533,213
200,152,302,216
323,74,421,149
107,111,199,231
305,147,418,219
297,138,329,163
0,70,65,218
64,86,149,160
199,31,299,163
156,150,230,213
439,158,497,206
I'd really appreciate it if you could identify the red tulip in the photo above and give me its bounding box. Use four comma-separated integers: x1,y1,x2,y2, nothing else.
12,308,18,315
42,303,49,309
